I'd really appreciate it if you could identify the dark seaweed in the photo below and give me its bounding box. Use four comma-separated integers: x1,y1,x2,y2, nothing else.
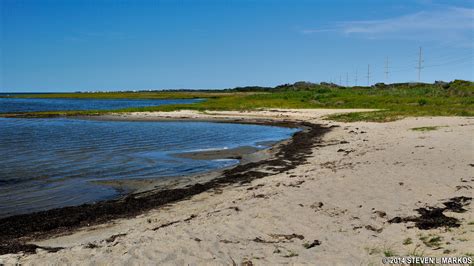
0,120,331,255
388,196,472,230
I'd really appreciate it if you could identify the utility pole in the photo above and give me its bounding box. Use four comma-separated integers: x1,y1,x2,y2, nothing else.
355,69,358,86
384,57,389,81
339,75,342,86
416,47,424,82
346,72,349,87
366,64,370,86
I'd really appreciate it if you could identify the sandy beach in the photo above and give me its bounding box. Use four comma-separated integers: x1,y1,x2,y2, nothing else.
0,109,473,265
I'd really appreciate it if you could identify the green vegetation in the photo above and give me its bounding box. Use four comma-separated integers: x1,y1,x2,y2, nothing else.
406,246,427,266
411,126,442,131
403,237,413,245
2,80,473,122
420,235,443,248
383,248,397,257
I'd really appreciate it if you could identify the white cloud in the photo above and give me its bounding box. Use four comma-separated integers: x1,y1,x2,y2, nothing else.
302,7,474,43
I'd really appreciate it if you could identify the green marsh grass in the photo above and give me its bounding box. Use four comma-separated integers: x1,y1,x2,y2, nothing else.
3,80,473,122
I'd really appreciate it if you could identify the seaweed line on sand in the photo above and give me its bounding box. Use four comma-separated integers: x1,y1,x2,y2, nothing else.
0,119,333,255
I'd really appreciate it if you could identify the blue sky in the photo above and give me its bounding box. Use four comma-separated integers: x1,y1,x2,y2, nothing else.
1,0,473,92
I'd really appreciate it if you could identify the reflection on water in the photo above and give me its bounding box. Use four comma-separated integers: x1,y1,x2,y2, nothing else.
0,118,297,217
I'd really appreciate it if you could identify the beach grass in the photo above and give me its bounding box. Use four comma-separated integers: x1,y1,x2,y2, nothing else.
3,80,473,122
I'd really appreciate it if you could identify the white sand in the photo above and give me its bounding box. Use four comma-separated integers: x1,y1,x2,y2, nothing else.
1,109,473,265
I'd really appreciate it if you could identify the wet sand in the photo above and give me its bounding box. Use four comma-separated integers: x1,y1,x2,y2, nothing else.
173,146,260,161
0,115,327,255
0,109,473,265
92,144,278,194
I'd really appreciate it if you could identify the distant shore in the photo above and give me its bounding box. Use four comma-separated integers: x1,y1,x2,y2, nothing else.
1,109,472,265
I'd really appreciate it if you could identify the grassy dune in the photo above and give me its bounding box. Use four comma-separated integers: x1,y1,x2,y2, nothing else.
3,80,473,122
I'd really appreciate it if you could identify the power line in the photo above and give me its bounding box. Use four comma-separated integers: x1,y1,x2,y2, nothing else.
423,45,472,61
426,59,473,69
389,53,472,71
424,55,474,68
326,46,470,85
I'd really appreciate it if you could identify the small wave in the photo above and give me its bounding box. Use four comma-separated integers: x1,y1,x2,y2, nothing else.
179,147,229,153
211,159,239,162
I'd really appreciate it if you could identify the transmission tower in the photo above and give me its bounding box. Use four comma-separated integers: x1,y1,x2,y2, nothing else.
366,64,370,86
416,47,424,81
355,69,358,86
384,57,390,81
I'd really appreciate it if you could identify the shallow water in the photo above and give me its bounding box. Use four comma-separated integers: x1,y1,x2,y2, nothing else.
0,118,298,218
0,97,201,113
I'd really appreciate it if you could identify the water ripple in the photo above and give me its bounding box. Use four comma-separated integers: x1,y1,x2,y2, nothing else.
0,118,298,217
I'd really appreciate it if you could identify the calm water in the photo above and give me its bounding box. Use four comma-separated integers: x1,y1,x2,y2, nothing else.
0,97,201,113
0,118,298,218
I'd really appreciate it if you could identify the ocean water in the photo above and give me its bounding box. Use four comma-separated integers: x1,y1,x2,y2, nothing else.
0,118,298,218
0,97,201,113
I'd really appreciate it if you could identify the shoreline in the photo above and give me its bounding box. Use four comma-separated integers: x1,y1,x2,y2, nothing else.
93,144,277,195
0,113,332,255
1,110,472,264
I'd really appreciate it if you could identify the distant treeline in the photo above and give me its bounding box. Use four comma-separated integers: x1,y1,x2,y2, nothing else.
93,80,472,95
228,80,473,97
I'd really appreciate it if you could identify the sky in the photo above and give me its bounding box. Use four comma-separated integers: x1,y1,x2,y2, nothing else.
1,0,473,92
